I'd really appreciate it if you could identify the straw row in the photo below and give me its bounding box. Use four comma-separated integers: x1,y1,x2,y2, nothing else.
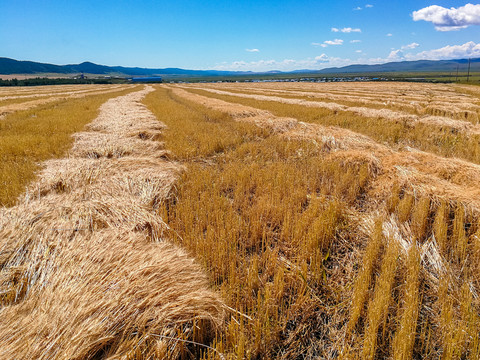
0,86,223,359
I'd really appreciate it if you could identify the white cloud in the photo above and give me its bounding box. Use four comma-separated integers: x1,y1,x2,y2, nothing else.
315,54,330,62
386,33,393,36
355,50,363,53
435,25,470,32
212,41,480,72
387,49,404,61
350,40,362,43
212,55,354,72
324,39,344,45
401,42,420,50
312,39,343,47
245,48,260,52
413,4,480,31
411,41,480,60
353,5,372,11
385,41,480,62
332,27,361,33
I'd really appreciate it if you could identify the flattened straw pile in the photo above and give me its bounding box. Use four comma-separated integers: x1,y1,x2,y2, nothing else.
190,86,480,134
173,86,480,212
0,86,224,359
0,85,136,117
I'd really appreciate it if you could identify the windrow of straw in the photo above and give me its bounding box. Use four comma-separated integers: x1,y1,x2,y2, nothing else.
183,87,480,166
0,85,140,206
164,84,480,359
196,85,480,125
200,81,480,122
187,86,480,134
172,86,480,211
0,85,135,118
143,86,379,358
0,84,126,101
0,86,224,359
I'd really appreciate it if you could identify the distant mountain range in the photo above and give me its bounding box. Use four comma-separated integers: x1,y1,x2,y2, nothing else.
0,57,241,77
0,57,479,78
316,58,480,74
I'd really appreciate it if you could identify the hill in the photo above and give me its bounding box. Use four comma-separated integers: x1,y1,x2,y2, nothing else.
0,58,242,77
317,58,480,74
0,57,479,78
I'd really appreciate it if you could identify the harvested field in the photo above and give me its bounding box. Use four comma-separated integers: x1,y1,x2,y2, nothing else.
0,84,141,206
184,85,480,165
194,82,480,123
145,84,480,359
1,82,480,359
0,84,135,118
0,85,223,359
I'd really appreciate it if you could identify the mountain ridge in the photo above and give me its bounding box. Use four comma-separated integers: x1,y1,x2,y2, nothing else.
1,57,479,77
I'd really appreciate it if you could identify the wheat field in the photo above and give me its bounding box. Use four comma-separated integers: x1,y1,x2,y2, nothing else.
1,82,479,359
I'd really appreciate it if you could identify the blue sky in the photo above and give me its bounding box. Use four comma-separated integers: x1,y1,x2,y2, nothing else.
1,1,479,71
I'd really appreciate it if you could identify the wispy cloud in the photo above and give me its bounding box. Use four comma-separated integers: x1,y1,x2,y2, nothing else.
410,41,480,60
387,49,404,61
413,4,480,31
324,39,344,45
353,4,373,11
332,27,362,33
312,39,344,48
245,48,260,52
386,33,393,36
213,41,480,72
388,41,479,61
315,54,330,62
401,42,420,50
350,40,362,43
212,54,354,72
386,43,419,61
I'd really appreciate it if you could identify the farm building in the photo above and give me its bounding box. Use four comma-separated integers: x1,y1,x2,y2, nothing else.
130,76,162,83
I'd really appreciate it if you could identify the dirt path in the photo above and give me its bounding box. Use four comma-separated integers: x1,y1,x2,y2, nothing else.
0,86,223,359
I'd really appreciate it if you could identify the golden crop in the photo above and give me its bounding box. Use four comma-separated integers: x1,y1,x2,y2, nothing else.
1,82,479,359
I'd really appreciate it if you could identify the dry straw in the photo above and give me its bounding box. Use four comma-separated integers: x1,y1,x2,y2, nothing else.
0,86,224,359
168,83,480,358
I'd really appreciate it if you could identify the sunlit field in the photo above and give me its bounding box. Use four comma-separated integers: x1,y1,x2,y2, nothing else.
1,82,480,359
0,84,138,206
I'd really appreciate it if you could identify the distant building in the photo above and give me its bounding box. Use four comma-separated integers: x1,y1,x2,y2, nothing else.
130,77,162,83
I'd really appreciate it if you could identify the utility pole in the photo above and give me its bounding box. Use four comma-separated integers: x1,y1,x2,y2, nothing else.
455,64,459,82
467,58,471,82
